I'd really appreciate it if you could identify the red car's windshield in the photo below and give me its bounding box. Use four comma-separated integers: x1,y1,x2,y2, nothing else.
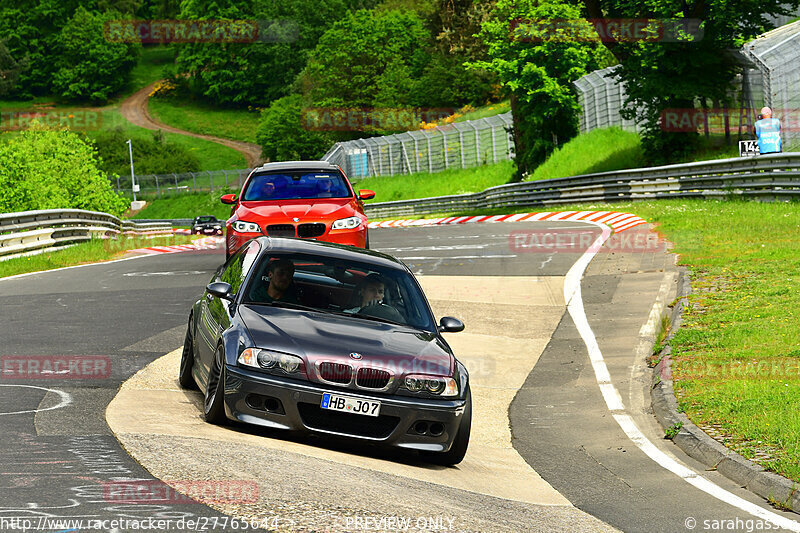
242,171,351,201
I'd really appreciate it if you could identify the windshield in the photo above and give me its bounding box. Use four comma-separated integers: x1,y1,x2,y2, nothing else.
242,252,436,331
195,216,217,223
242,171,351,201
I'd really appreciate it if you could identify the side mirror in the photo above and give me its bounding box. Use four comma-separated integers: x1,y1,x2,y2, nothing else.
438,316,464,333
358,189,375,201
207,281,233,300
221,194,237,205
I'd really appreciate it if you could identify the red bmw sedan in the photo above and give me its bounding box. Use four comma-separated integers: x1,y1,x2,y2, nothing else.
222,161,375,257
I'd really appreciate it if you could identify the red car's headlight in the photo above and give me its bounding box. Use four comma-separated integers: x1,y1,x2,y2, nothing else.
232,220,261,233
331,216,362,230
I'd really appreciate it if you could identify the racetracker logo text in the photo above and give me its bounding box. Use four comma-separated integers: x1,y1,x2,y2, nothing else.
1,355,111,379
301,107,457,132
508,227,667,254
510,18,704,43
102,480,259,504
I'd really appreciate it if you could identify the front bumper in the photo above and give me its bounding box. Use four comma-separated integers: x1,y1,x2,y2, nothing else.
223,365,467,452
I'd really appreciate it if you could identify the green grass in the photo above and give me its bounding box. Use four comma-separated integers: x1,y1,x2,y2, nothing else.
410,198,800,483
0,234,194,278
148,97,261,144
358,160,514,203
87,109,246,172
528,127,645,181
132,190,235,220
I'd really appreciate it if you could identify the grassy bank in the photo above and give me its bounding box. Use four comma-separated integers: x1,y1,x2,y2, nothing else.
132,192,235,220
358,160,514,203
87,109,247,172
406,198,800,483
0,234,195,279
148,97,261,144
529,127,645,180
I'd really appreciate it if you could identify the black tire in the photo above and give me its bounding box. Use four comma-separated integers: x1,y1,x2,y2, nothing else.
364,229,370,250
426,386,471,466
178,320,198,390
203,346,227,424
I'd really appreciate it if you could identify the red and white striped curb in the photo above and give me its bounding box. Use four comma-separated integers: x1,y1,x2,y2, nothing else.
366,211,648,233
130,236,223,255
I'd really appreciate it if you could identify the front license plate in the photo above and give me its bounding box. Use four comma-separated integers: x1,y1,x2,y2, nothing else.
321,393,380,417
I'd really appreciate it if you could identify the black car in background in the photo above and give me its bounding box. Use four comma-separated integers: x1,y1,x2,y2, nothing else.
192,215,223,235
179,237,471,465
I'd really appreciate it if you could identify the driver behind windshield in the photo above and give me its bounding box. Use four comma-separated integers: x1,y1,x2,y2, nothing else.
250,259,299,304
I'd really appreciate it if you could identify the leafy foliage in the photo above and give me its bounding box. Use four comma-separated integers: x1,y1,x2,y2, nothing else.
172,0,377,107
89,127,201,176
256,94,333,162
582,0,800,163
0,124,127,216
474,0,599,178
52,7,140,102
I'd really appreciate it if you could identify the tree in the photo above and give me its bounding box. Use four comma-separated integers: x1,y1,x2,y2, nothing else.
173,0,377,107
0,39,29,97
0,123,128,216
256,94,333,161
474,0,600,179
582,0,800,163
300,9,432,108
52,7,140,102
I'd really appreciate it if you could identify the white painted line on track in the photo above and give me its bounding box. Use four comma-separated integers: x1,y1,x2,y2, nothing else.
565,221,800,532
0,384,72,416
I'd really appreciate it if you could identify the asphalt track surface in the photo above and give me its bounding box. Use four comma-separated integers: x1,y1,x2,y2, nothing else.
0,222,798,533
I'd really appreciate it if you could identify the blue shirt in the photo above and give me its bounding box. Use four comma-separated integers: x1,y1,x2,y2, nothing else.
755,118,781,154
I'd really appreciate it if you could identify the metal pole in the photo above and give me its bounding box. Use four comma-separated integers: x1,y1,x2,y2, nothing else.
126,139,136,202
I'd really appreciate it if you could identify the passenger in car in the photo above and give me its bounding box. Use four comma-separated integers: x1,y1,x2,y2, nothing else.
250,259,300,304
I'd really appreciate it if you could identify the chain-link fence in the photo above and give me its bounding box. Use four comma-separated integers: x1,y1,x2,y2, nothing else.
742,20,800,150
114,168,254,197
574,19,800,148
321,113,515,179
574,66,642,133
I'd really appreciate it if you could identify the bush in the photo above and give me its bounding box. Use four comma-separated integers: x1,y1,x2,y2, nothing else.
0,124,127,216
89,128,201,176
256,94,333,161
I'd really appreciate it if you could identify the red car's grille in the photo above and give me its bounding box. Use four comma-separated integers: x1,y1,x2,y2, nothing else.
298,223,326,238
356,367,391,389
266,224,295,237
319,362,352,384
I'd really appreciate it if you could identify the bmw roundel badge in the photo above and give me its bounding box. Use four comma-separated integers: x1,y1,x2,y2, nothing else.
349,352,363,360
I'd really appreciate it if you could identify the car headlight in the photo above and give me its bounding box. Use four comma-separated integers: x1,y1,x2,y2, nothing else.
232,220,261,233
403,375,458,397
331,216,362,230
238,348,303,374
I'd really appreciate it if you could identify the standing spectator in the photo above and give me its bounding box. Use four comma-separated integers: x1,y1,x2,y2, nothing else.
755,107,782,154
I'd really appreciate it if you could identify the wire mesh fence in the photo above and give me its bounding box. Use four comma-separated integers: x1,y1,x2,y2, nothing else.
321,113,515,180
573,19,800,150
742,20,800,150
114,168,254,197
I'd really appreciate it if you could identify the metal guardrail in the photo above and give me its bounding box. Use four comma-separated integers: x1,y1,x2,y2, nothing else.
363,153,800,218
0,209,172,260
